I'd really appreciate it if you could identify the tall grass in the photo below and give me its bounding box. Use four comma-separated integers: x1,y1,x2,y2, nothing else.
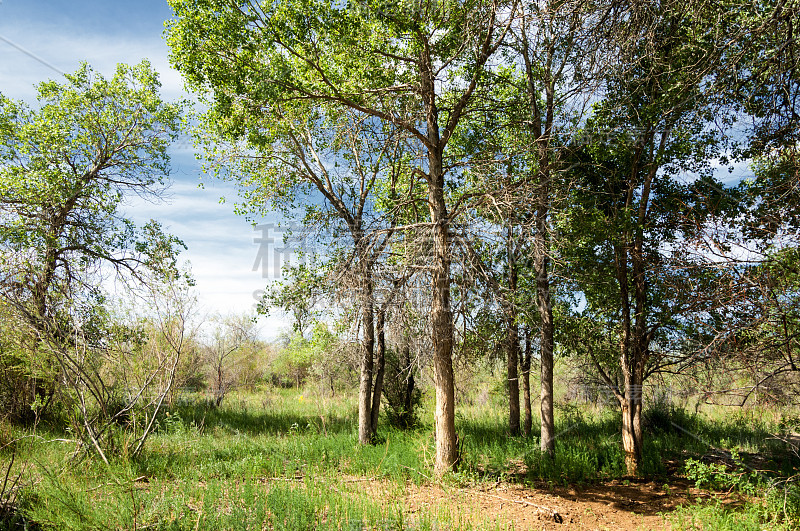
3,386,799,529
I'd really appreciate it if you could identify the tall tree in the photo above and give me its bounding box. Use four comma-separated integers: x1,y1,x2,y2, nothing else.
199,98,407,442
563,0,742,473
0,62,184,426
167,0,513,473
508,0,614,454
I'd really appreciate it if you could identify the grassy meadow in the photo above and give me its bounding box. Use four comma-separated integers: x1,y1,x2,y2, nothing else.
2,383,800,530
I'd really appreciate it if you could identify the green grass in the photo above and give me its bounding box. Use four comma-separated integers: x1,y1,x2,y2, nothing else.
2,386,799,529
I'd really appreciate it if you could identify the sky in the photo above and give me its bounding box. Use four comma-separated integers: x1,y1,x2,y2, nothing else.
0,1,760,339
0,0,293,338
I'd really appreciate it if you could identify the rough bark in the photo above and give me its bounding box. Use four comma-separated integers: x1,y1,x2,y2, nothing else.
430,175,457,474
521,327,533,437
506,315,521,436
535,183,555,456
358,275,375,444
370,309,387,434
420,40,457,475
621,393,643,476
506,227,520,436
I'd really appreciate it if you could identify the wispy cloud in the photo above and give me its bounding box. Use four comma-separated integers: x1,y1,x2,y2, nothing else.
0,20,184,101
1,9,292,339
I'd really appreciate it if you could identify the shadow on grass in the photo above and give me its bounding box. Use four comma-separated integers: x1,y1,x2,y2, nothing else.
151,396,800,489
460,404,800,486
169,400,357,437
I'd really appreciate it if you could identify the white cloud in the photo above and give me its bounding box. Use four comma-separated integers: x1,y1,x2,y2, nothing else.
0,20,185,102
1,14,294,339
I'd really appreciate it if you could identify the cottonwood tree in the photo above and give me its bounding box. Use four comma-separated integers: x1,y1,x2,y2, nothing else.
0,62,185,457
0,61,182,328
196,98,408,442
561,0,748,474
167,0,514,472
507,0,617,454
454,0,614,447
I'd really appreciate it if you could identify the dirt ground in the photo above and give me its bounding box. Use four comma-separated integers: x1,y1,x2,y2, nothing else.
404,480,671,530
255,472,743,529
394,477,736,530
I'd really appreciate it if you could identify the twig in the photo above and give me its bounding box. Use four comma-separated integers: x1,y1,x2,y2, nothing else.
400,465,432,482
1,451,15,500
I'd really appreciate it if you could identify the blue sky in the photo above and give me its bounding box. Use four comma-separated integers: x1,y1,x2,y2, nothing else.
0,0,292,337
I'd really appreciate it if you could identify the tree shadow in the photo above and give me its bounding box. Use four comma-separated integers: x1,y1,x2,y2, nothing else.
170,400,357,436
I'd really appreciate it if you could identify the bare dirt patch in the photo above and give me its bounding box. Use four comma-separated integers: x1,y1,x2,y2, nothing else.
399,478,733,530
255,474,742,529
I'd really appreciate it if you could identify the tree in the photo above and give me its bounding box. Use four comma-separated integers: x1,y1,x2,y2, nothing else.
508,0,618,455
204,313,259,407
167,0,513,473
0,61,185,456
199,100,407,442
562,1,741,473
461,215,530,436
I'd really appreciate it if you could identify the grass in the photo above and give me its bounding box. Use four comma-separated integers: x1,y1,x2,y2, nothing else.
2,386,799,529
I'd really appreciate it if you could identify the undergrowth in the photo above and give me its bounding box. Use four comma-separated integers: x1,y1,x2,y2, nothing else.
2,387,799,529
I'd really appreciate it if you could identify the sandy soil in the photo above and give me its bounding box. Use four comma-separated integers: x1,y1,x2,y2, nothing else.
402,479,688,530
354,475,742,530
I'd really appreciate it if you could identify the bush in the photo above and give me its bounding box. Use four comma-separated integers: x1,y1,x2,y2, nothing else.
382,346,421,429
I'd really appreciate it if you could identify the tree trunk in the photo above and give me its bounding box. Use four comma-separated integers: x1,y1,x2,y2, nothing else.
431,182,457,474
401,345,415,427
506,227,520,436
621,387,643,476
522,327,532,437
536,209,555,455
370,309,386,434
506,314,520,436
521,25,557,458
358,275,375,444
420,43,457,475
620,334,646,475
